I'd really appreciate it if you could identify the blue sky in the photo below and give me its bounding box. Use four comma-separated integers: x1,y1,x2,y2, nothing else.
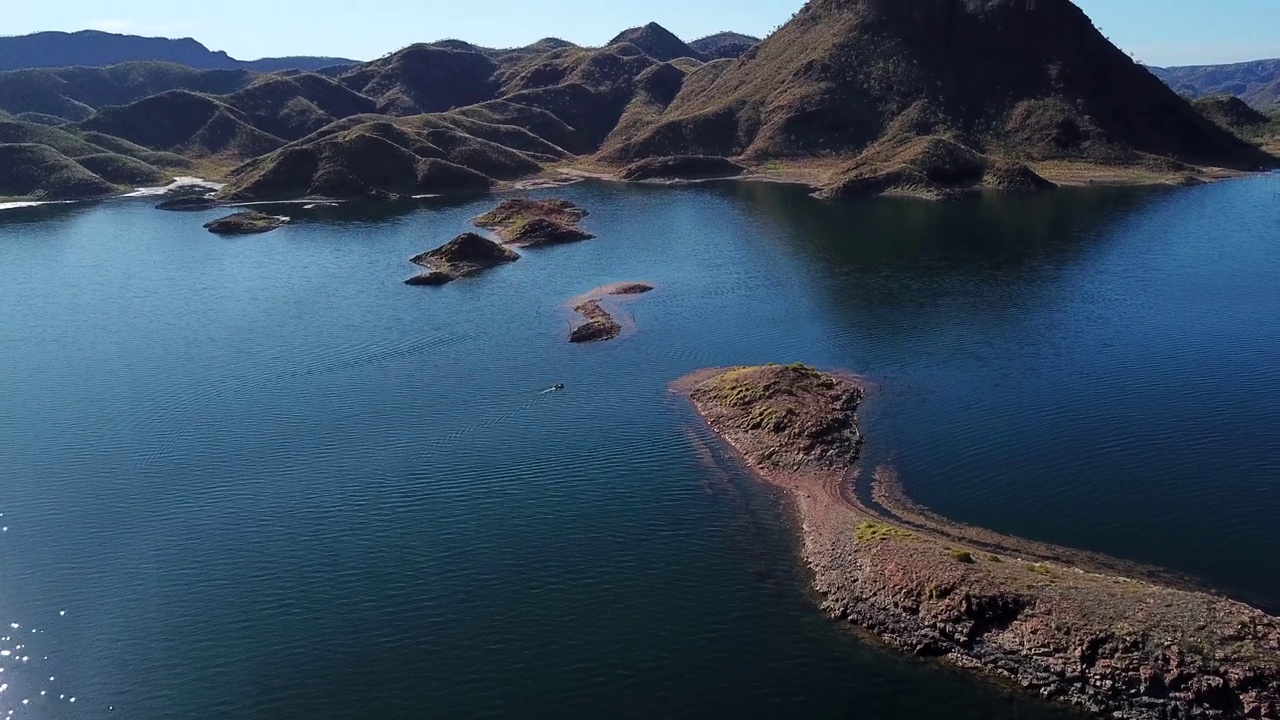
5,0,1279,67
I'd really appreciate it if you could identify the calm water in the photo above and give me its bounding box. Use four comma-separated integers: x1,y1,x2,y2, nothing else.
0,176,1278,719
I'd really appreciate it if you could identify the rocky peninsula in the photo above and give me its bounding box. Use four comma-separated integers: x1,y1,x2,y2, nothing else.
404,232,519,286
568,282,653,343
678,363,1280,719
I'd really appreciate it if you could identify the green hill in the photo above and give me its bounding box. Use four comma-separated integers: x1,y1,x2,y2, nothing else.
0,119,106,156
223,73,378,139
339,45,497,115
73,153,170,185
608,23,706,63
0,143,117,199
0,62,254,120
217,114,542,200
78,90,284,157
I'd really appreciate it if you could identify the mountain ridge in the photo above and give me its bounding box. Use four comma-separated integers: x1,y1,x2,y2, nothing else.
0,7,1274,205
1151,59,1280,109
0,30,355,72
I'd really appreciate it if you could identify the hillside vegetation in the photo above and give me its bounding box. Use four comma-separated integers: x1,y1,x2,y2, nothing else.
3,3,1275,203
689,32,760,60
604,0,1268,197
0,143,119,199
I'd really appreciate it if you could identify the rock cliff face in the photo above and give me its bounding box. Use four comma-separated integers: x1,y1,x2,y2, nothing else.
682,364,1280,720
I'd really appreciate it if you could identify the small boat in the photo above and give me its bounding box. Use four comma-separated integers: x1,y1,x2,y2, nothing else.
553,383,566,391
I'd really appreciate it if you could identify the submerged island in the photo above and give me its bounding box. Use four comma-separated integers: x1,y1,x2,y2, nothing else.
568,282,653,343
678,363,1280,719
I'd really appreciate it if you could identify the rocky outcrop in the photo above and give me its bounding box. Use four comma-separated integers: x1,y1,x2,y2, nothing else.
473,197,594,247
502,217,593,247
404,232,519,285
680,364,1280,720
203,210,288,235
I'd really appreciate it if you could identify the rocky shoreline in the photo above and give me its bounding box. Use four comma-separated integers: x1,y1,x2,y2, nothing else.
677,364,1280,719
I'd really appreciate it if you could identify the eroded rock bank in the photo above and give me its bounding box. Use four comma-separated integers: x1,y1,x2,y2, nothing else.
568,282,653,343
404,232,519,285
678,364,1280,720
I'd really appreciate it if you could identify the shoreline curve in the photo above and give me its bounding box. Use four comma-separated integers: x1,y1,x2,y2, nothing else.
673,363,1280,719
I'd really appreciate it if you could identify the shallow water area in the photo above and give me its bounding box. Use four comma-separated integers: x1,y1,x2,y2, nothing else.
0,177,1276,718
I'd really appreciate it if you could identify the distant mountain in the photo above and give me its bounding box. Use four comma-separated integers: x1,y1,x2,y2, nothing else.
0,30,354,72
1,8,1273,204
689,32,760,59
1151,59,1280,109
604,0,1267,198
0,63,254,121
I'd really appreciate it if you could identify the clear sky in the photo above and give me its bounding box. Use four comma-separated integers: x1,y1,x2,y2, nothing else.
3,0,1278,67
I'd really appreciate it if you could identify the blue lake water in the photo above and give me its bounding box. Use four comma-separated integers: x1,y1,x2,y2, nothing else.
0,176,1277,718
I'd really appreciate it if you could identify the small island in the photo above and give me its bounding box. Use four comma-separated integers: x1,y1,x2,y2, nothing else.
568,282,653,343
157,195,220,211
473,198,594,247
203,210,289,235
678,363,1280,719
404,232,519,286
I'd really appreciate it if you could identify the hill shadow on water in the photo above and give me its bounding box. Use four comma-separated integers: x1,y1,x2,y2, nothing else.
724,179,1167,271
697,180,1175,341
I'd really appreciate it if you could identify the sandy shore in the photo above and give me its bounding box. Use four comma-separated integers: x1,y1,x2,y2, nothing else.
674,364,1280,719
